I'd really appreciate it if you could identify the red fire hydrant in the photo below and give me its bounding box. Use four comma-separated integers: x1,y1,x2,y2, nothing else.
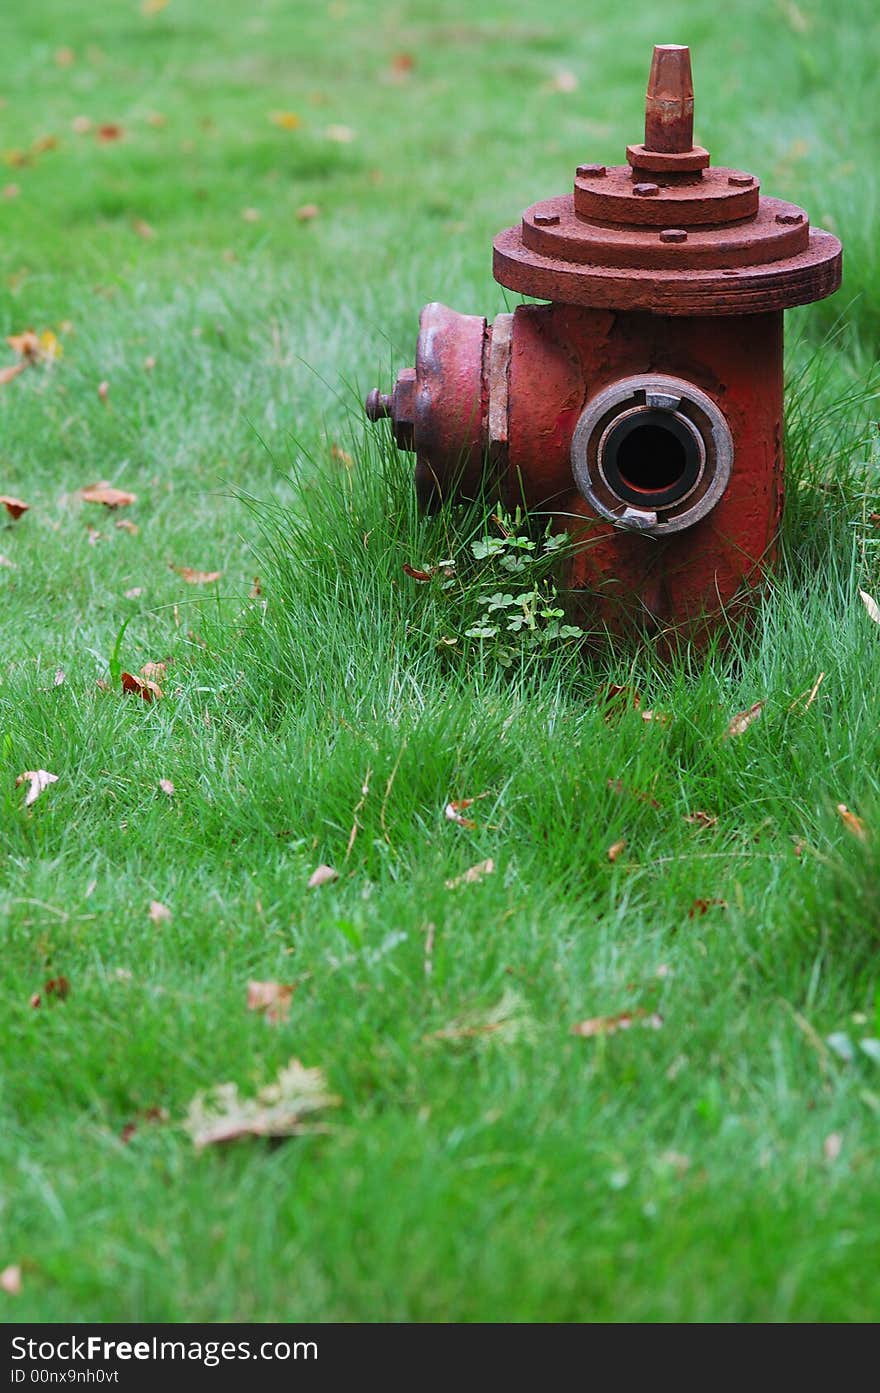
365,44,842,642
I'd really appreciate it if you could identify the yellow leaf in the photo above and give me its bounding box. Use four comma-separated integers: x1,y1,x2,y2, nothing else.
270,111,302,130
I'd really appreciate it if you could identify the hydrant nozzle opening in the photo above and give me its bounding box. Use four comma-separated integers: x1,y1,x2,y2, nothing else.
600,408,704,510
571,375,733,535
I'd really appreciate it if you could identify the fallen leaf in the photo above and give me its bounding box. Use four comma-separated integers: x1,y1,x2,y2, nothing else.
859,589,880,625
598,683,641,713
325,124,355,143
445,858,495,889
823,1131,843,1161
724,700,764,738
115,518,138,535
0,495,29,519
0,362,26,385
688,897,728,918
571,1008,663,1038
640,708,671,726
185,1058,340,1147
132,219,155,240
296,203,320,221
403,562,434,582
15,769,58,806
120,1105,168,1144
390,52,415,75
837,803,868,841
173,566,222,584
86,524,102,546
80,482,136,508
308,863,339,889
140,661,167,681
548,69,578,92
247,980,295,1024
121,671,163,701
144,355,156,371
684,810,718,829
53,668,66,687
428,988,530,1043
124,587,144,599
607,838,627,862
71,115,92,134
97,124,124,142
444,797,479,830
0,1266,21,1296
97,380,110,402
269,110,302,130
45,976,70,1001
0,554,16,568
6,330,40,360
158,779,175,796
149,900,171,924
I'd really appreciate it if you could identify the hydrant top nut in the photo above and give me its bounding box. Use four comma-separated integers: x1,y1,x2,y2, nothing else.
492,43,841,315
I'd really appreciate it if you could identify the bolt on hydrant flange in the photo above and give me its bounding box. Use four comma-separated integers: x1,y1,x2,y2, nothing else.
365,44,842,643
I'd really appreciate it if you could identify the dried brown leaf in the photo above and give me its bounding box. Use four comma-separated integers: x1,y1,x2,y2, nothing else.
308,863,339,889
445,858,495,889
116,518,138,535
81,482,136,508
140,661,167,681
684,810,718,829
571,1008,663,1038
444,796,481,830
173,565,222,584
688,897,728,918
724,700,764,739
247,980,295,1024
148,900,171,925
296,203,320,222
15,769,58,806
121,671,163,701
0,495,29,518
97,123,124,142
0,362,26,385
607,838,627,863
185,1058,340,1147
158,779,175,797
837,803,868,841
403,562,434,582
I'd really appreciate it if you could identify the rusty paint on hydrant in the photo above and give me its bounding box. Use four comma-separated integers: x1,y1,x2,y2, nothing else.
365,44,842,644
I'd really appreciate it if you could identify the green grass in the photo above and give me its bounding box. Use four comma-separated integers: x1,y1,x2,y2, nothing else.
1,0,880,1322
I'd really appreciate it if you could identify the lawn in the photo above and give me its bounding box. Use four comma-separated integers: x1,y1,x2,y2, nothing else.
1,0,879,1322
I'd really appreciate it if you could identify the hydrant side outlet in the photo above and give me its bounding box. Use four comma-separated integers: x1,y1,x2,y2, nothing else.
365,43,842,642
